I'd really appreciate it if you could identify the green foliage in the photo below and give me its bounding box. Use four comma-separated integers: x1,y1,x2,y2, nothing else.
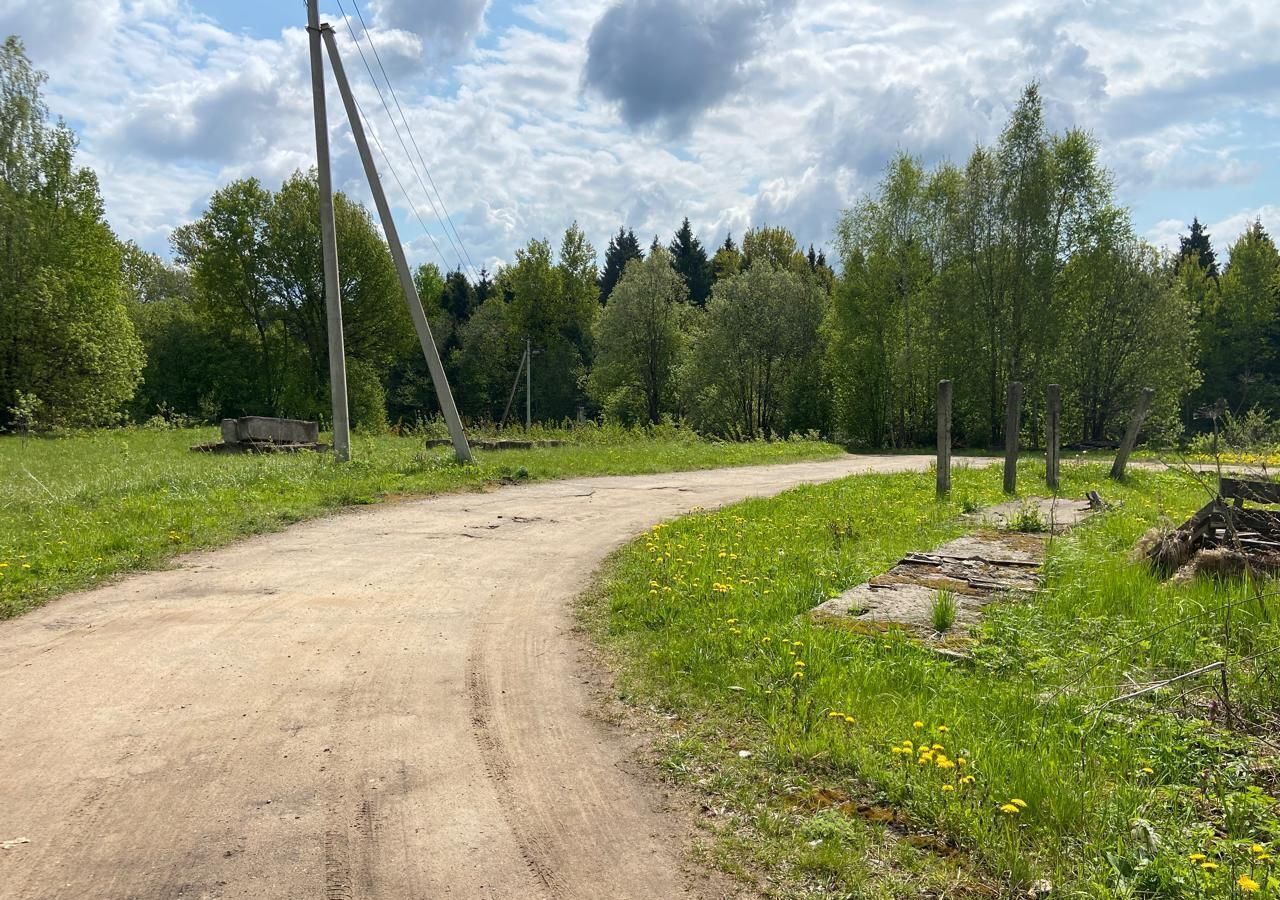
589,247,690,424
170,170,411,424
667,217,712,307
1197,222,1280,416
930,588,957,632
599,226,643,303
0,37,143,428
827,85,1200,450
685,262,826,437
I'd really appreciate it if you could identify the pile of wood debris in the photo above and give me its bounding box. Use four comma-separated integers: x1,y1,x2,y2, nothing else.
1140,477,1280,581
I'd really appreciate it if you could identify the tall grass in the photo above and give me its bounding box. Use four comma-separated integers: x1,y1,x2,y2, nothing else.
0,425,841,618
591,462,1280,896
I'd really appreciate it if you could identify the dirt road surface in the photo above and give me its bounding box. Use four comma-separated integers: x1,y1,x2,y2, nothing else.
1,455,961,900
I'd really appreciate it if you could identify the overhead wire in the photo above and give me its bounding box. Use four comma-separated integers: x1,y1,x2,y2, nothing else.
333,0,478,281
347,0,480,280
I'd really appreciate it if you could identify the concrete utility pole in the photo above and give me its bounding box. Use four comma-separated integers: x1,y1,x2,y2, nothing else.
307,0,351,461
321,26,472,463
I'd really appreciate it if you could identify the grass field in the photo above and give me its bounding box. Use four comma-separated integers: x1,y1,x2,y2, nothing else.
0,423,842,619
587,462,1280,898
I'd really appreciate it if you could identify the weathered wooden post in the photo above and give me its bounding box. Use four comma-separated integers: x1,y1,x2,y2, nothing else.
1111,387,1155,480
1046,383,1061,492
1003,381,1022,494
936,379,952,496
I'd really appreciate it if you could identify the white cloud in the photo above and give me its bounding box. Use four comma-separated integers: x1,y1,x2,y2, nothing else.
1,0,1277,276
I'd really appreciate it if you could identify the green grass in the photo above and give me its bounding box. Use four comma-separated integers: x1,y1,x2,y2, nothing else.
587,461,1280,898
0,423,842,618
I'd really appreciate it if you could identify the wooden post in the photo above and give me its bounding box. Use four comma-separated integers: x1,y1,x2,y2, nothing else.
936,380,952,496
1003,381,1022,494
1046,383,1061,492
1111,387,1155,480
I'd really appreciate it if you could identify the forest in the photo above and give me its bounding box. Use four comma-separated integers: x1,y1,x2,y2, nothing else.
2,35,1277,449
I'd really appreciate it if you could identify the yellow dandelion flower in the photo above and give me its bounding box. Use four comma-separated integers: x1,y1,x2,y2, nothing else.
941,784,955,793
960,775,975,784
913,720,924,729
1238,874,1260,893
1009,799,1027,809
936,758,956,770
1252,845,1266,855
1140,767,1154,775
1200,862,1218,871
999,803,1019,815
957,758,967,767
1189,853,1206,862
902,740,913,749
794,660,805,667
891,746,905,755
844,715,854,724
791,671,804,680
937,725,949,733
931,743,944,751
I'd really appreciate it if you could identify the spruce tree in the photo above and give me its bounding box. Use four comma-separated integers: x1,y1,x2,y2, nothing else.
599,226,643,303
1178,217,1219,279
667,217,712,306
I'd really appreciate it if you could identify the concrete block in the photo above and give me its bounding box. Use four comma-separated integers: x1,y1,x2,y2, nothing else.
220,419,239,444
231,416,319,444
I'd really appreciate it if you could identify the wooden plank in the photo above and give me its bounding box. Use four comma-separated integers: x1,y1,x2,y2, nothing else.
1111,387,1155,480
937,380,953,496
1220,477,1280,505
1046,384,1061,491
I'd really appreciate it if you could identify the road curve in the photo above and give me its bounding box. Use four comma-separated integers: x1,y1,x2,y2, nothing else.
1,455,957,900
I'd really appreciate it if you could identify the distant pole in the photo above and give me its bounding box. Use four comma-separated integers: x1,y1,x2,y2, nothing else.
936,379,952,496
525,338,532,431
1046,384,1061,492
307,0,350,462
1003,381,1022,494
321,27,472,463
1111,387,1155,480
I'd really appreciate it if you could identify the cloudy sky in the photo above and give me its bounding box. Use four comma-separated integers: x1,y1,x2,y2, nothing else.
1,0,1277,275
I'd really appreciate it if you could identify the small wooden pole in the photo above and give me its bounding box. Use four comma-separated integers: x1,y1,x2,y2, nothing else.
1003,381,1022,494
936,379,952,496
1046,383,1061,492
1111,387,1155,480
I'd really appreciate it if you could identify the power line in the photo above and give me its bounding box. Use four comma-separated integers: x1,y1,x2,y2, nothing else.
344,81,454,275
333,0,479,282
347,0,480,280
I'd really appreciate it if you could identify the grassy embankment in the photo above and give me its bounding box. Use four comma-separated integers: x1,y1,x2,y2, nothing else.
589,461,1280,898
0,424,842,619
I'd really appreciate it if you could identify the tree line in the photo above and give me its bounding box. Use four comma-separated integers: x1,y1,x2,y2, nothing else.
2,36,1277,447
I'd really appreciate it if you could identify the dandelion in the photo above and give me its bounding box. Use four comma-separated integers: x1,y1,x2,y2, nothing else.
957,758,967,767
1200,862,1218,871
902,741,913,750
941,784,955,793
1238,875,1260,893
960,775,975,785
1189,853,1206,862
936,757,956,770
1009,798,1027,809
937,725,949,734
999,803,1019,815
1252,845,1267,856
843,715,854,724
1139,767,1154,775
913,720,924,729
794,660,805,668
791,671,804,680
931,743,944,751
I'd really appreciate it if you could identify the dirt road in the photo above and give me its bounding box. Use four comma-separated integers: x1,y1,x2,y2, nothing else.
1,455,953,900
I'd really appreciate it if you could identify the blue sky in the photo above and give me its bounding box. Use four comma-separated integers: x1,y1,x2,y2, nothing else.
1,0,1276,274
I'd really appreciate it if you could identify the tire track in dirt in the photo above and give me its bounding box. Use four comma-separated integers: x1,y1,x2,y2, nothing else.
0,455,964,899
